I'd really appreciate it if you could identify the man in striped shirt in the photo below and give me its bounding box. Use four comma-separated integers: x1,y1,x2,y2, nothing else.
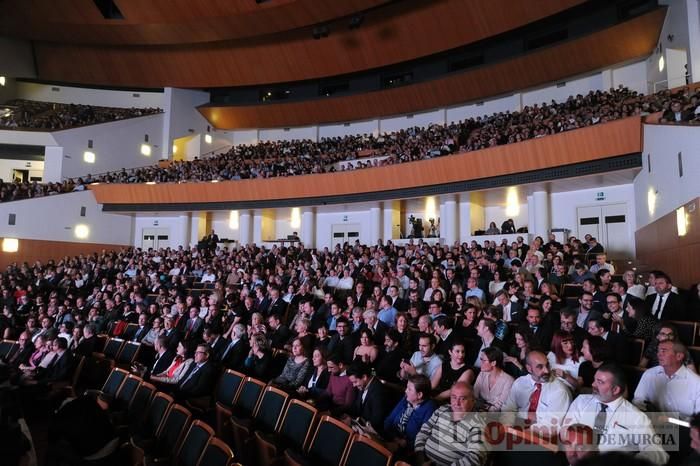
414,382,488,466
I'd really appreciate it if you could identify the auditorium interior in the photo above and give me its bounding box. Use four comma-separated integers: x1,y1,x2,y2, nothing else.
0,0,700,465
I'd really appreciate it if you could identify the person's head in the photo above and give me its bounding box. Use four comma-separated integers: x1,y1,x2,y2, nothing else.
563,424,597,465
251,333,268,353
448,341,466,365
176,341,188,357
525,350,551,383
347,361,373,391
194,344,210,364
526,307,541,327
476,318,496,340
657,340,686,372
312,348,327,368
484,305,503,322
625,297,648,319
592,363,626,403
449,382,475,414
605,293,621,313
587,318,607,337
291,338,306,357
363,309,377,327
327,355,345,375
582,336,611,363
432,315,452,337
417,314,432,333
551,330,577,363
654,272,673,295
418,333,436,358
480,346,504,372
560,309,576,332
155,335,168,353
384,328,401,352
53,337,68,353
359,329,373,347
405,374,431,406
335,317,349,336
655,323,677,342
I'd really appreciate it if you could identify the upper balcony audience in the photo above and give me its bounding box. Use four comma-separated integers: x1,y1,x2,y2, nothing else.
1,85,698,205
0,99,162,131
2,229,700,464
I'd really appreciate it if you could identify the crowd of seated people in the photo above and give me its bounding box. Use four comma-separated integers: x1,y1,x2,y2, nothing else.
2,231,700,464
0,85,698,205
0,99,162,130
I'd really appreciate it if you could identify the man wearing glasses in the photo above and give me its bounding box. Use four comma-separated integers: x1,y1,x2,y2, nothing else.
576,291,602,330
177,344,216,400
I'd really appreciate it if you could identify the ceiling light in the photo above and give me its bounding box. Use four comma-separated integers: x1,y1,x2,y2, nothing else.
2,238,18,252
0,77,5,86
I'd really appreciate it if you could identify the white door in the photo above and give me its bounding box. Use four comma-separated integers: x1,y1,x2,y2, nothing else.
331,224,361,247
576,206,602,241
142,228,171,249
576,204,630,259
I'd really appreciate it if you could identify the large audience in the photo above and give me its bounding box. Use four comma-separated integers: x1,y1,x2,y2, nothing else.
2,232,700,465
0,85,698,204
0,99,162,131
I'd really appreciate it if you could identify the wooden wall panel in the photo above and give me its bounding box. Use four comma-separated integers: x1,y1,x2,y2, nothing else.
636,198,700,289
1,0,388,45
0,239,129,271
32,0,586,86
89,116,643,205
199,9,665,128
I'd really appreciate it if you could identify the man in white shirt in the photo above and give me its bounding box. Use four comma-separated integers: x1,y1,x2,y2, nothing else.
502,350,572,435
563,363,669,465
633,340,700,420
589,254,615,275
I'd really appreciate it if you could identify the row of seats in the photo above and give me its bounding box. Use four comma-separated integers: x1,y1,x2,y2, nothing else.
93,367,236,466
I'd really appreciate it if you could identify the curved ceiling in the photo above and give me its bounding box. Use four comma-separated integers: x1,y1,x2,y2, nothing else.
30,0,586,87
0,0,391,45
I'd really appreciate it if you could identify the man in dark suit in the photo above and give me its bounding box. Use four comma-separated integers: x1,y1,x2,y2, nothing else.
220,324,249,371
361,310,389,346
130,314,151,343
204,328,227,362
267,314,291,350
433,316,458,358
526,307,553,352
646,272,686,321
495,290,524,323
345,362,390,435
38,337,74,384
177,344,217,399
267,287,287,319
162,316,181,351
661,100,692,123
387,285,408,313
182,307,204,342
75,324,98,357
328,318,356,365
587,317,629,364
560,309,587,348
146,336,175,379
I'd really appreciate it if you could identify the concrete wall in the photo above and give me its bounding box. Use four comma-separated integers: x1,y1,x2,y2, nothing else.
635,123,700,229
0,191,133,244
15,82,164,109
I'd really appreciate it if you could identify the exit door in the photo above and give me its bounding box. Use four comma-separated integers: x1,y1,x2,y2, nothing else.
576,203,630,259
331,224,361,247
142,228,170,250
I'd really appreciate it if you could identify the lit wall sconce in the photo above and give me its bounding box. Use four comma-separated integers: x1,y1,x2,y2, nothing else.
658,55,665,72
505,187,520,216
172,144,178,154
2,238,18,252
229,210,239,229
0,76,6,86
205,125,212,144
647,188,657,216
74,224,89,239
140,134,151,156
290,208,301,228
84,139,95,163
425,196,437,220
677,206,688,236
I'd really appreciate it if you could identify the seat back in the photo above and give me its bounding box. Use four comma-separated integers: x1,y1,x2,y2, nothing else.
308,415,354,466
115,374,141,406
623,338,645,366
175,420,215,466
252,386,289,433
103,338,125,359
116,341,141,365
101,367,129,397
155,403,192,454
622,365,646,400
144,392,174,437
128,381,156,424
95,334,109,353
215,370,245,408
234,377,265,418
198,437,235,466
0,339,18,359
669,321,697,347
278,399,318,452
342,435,392,466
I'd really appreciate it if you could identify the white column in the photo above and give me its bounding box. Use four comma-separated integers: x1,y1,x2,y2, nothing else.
383,202,396,241
239,210,252,246
531,191,550,239
688,0,700,83
301,208,315,248
253,210,264,245
178,214,191,248
601,69,613,91
369,206,381,244
43,146,63,183
441,194,458,246
458,194,472,240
